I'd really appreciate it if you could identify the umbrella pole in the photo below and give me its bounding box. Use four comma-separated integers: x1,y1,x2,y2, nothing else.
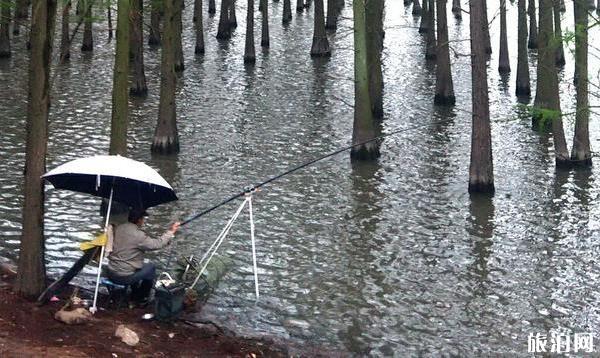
248,195,259,300
90,188,114,314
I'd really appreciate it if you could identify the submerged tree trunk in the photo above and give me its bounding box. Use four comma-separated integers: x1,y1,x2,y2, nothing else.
81,0,93,51
109,0,130,156
217,0,232,38
130,0,147,96
419,0,428,33
13,0,29,35
516,0,531,96
107,2,113,40
149,0,161,45
244,0,255,63
468,0,494,193
152,0,180,154
16,0,57,298
482,0,491,54
552,0,564,66
528,0,538,48
434,0,455,105
366,0,383,117
571,0,591,165
310,0,330,56
194,0,205,53
0,0,12,57
425,0,436,60
209,0,216,14
260,0,269,47
534,0,569,165
412,0,421,15
498,0,510,72
283,0,292,23
229,0,237,27
59,1,70,62
174,0,184,71
296,0,304,11
351,0,380,160
325,0,337,29
451,0,461,19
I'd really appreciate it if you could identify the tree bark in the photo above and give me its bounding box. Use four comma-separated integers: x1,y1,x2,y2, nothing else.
528,0,538,48
107,1,113,39
228,0,237,27
244,0,255,63
130,0,147,96
0,0,12,57
351,0,380,160
434,0,455,105
148,0,161,45
498,0,510,72
534,0,569,165
468,0,494,193
516,0,531,96
152,0,179,154
208,0,215,14
425,0,436,60
81,0,93,51
59,1,70,62
552,0,564,66
296,0,303,11
16,0,57,298
217,0,231,38
412,0,421,15
366,0,383,116
571,0,591,165
310,0,330,56
325,0,337,29
282,0,292,23
482,0,491,54
419,0,428,33
13,0,29,35
174,0,184,71
194,0,205,53
260,0,269,46
451,0,461,19
109,0,130,156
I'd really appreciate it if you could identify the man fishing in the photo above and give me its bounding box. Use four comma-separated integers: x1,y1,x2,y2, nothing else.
106,208,180,305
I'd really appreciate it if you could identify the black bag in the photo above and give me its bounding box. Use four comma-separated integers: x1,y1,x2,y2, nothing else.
154,283,185,321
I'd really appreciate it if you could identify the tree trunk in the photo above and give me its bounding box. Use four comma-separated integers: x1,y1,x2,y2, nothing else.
419,0,428,33
13,0,29,35
305,0,311,8
174,0,184,71
107,1,113,39
534,0,569,165
559,0,565,11
516,0,531,96
217,0,232,38
552,0,564,66
366,0,383,116
351,0,380,160
434,0,455,105
229,0,237,27
498,0,510,72
482,0,491,54
152,0,179,154
588,0,595,8
59,1,70,62
310,0,330,56
194,0,205,53
412,0,421,15
244,0,255,63
16,0,57,298
130,0,147,96
109,0,130,156
571,0,591,165
0,0,12,57
260,0,269,46
451,0,461,19
296,0,303,11
81,0,93,51
149,0,161,45
325,0,337,29
468,0,494,193
425,0,436,60
282,0,292,23
528,0,538,48
209,0,216,14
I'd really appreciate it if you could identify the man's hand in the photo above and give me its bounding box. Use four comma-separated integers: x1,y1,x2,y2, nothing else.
169,222,181,234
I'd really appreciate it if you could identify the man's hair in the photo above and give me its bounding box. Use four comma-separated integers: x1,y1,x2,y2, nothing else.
128,208,148,223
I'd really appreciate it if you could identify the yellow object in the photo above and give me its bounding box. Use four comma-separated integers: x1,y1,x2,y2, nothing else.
80,232,107,251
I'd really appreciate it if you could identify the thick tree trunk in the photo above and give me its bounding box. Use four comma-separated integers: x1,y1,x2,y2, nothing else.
13,0,29,35
366,0,383,116
194,0,205,53
468,0,494,193
260,0,269,46
81,0,93,51
217,0,232,38
209,0,216,14
130,0,147,96
0,0,12,57
16,0,57,298
109,0,130,156
152,0,180,154
282,0,292,23
351,0,380,160
296,0,303,11
534,0,569,165
419,0,428,33
528,0,538,48
552,0,564,66
310,0,330,56
412,0,421,15
244,0,255,63
451,0,461,19
149,0,161,45
174,0,184,71
498,0,510,72
482,0,491,54
425,0,436,60
571,0,591,165
59,1,70,62
434,0,455,105
516,0,531,96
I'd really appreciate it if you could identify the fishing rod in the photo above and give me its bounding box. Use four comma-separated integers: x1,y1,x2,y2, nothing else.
180,116,458,226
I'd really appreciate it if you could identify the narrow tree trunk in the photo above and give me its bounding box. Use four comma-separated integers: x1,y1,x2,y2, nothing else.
498,0,510,72
195,0,205,53
366,0,383,116
109,0,130,156
149,0,161,45
351,0,379,160
559,0,565,10
434,0,455,105
152,0,179,154
534,0,569,165
419,0,428,33
13,0,29,35
244,0,255,63
516,0,531,96
0,0,12,57
310,0,330,56
81,0,93,51
571,0,591,165
305,0,311,8
130,0,147,96
451,0,461,19
59,1,70,62
229,0,237,27
16,0,57,298
553,0,564,66
528,0,538,48
425,0,436,60
209,0,216,14
412,0,421,15
174,0,184,71
107,1,113,39
325,0,337,29
482,0,491,54
468,0,494,193
260,0,269,46
217,0,232,38
588,0,595,8
282,0,292,23
296,0,304,11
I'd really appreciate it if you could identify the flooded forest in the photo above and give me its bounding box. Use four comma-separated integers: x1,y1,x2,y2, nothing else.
1,0,600,355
